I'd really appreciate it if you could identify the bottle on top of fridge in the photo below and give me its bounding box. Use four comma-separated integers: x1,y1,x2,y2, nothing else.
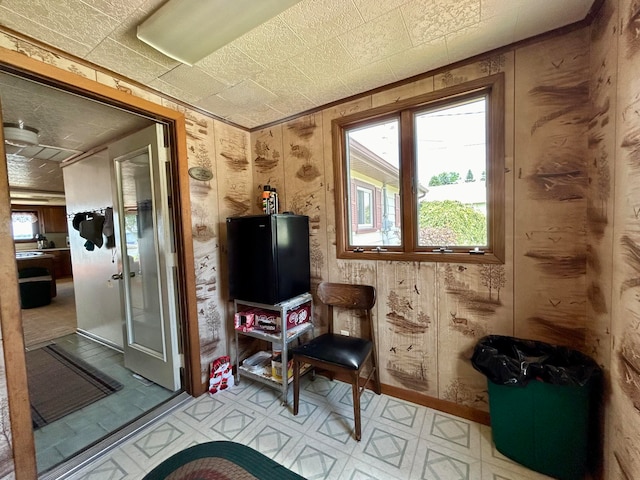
268,187,278,214
262,185,271,214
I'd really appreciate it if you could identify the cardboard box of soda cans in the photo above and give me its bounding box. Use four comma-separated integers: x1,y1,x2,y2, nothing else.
239,303,311,333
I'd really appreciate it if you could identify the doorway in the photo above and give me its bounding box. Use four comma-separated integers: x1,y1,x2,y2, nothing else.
15,127,180,473
0,52,199,479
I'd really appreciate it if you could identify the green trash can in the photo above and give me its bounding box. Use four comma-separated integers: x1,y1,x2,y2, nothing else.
472,335,601,480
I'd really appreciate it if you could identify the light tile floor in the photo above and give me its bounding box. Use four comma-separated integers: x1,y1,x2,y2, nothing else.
34,334,176,474
63,376,555,480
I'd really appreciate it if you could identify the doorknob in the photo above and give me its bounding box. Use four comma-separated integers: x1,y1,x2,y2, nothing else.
111,272,135,280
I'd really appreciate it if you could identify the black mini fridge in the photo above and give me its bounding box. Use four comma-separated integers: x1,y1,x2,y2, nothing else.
226,214,310,304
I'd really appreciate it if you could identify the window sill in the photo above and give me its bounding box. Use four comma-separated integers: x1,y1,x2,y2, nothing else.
337,250,504,264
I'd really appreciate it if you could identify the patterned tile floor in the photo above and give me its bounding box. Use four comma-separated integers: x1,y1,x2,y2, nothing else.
62,376,555,480
33,334,176,474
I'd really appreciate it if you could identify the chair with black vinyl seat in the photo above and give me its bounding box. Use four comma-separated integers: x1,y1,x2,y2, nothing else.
291,281,381,441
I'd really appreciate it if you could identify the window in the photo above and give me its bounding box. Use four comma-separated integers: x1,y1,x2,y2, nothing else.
332,74,504,263
11,211,40,241
356,185,373,228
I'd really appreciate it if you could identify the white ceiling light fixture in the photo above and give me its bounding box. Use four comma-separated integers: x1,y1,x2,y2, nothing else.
3,122,39,148
137,0,303,66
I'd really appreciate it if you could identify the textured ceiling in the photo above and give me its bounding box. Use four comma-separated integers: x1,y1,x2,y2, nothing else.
0,0,595,130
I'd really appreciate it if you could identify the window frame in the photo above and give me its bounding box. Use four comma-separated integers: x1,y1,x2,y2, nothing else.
332,73,505,264
11,207,42,243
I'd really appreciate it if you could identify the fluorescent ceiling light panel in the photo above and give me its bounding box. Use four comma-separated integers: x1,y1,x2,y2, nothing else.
137,0,303,66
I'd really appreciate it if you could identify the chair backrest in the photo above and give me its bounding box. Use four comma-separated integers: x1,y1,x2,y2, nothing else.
316,282,376,336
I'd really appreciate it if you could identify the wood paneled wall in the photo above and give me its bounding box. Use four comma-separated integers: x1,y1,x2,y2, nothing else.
248,28,593,421
593,0,640,477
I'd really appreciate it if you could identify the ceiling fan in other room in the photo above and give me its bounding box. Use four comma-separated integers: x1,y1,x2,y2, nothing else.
3,122,81,163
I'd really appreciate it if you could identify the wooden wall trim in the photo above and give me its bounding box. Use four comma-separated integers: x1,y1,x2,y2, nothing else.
170,118,204,396
0,105,36,480
0,45,202,477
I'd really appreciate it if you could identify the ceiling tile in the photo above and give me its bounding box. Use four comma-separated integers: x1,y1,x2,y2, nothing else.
218,80,279,109
278,0,364,48
159,65,226,101
267,95,317,117
194,94,242,119
225,113,257,128
401,0,481,46
295,76,354,106
251,62,313,97
233,17,306,67
241,104,289,126
81,0,148,22
340,60,397,95
0,6,93,57
196,45,265,87
291,38,357,79
1,0,120,49
86,38,171,84
338,8,412,67
138,0,167,14
147,78,202,105
386,37,449,80
351,0,410,22
7,157,64,192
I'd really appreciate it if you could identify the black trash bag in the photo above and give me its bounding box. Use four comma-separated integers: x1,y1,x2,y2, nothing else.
471,335,601,387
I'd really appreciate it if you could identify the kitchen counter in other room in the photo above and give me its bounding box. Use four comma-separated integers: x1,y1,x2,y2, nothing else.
16,248,73,279
16,247,70,252
15,252,56,297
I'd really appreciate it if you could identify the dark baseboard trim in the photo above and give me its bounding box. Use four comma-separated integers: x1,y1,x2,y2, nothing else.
320,369,491,426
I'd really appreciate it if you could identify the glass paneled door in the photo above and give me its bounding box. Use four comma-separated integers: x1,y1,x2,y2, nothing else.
109,124,181,391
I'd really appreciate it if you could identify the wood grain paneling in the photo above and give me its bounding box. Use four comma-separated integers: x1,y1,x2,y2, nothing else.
282,113,329,286
252,124,285,214
436,262,512,412
375,261,438,397
609,0,640,477
514,28,590,348
185,112,226,384
586,0,616,371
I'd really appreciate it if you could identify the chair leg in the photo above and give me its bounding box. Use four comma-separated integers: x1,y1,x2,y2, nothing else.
352,371,362,441
370,351,381,395
293,357,300,416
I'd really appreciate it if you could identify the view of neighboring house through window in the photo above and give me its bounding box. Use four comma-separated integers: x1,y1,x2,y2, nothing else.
347,119,401,246
334,74,504,263
11,211,40,240
356,185,373,228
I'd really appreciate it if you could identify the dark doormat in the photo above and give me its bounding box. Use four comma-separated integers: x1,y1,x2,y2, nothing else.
142,441,306,480
26,344,123,429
